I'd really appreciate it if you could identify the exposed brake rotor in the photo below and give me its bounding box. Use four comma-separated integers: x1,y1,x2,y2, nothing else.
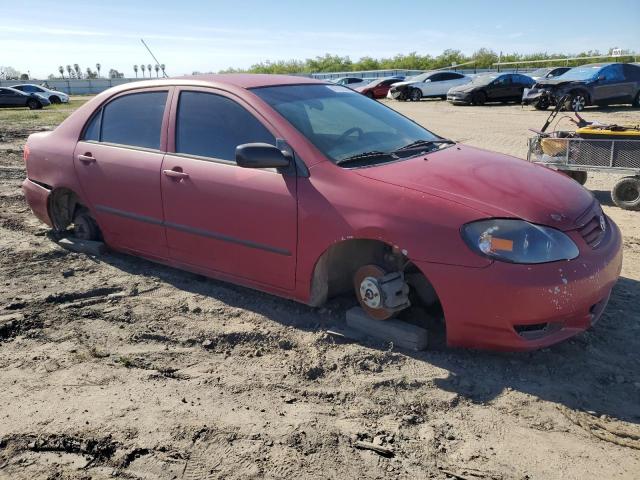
354,264,410,320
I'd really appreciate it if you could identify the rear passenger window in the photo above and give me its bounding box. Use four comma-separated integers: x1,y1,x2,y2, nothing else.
83,110,101,141
176,91,275,162
100,91,167,149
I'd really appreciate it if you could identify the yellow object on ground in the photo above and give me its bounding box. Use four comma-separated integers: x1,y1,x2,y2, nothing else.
576,125,640,139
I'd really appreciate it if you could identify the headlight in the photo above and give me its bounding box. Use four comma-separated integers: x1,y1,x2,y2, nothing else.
462,219,579,264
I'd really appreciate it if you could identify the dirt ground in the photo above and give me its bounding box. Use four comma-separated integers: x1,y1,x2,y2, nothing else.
0,98,639,480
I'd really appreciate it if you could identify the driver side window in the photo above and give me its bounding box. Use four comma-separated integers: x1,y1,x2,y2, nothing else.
600,65,624,83
175,91,275,162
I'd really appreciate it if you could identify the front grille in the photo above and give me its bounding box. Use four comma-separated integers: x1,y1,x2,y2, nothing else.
577,212,606,248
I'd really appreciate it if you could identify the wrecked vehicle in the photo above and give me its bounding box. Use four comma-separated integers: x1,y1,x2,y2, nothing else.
387,71,470,101
22,74,622,351
522,62,640,111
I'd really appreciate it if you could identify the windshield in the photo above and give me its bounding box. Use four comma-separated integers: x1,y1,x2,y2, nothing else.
529,68,551,77
471,74,498,84
408,73,430,82
252,84,443,166
555,66,601,81
364,78,384,87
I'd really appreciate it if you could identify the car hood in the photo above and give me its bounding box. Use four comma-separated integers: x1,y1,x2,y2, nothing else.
390,80,417,89
448,83,477,93
354,144,595,231
534,79,589,89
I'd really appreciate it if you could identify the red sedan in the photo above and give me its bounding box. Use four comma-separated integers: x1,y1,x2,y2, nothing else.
22,74,622,351
355,77,403,98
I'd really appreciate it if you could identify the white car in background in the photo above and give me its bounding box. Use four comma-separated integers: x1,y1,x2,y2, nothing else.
10,84,69,104
387,71,471,101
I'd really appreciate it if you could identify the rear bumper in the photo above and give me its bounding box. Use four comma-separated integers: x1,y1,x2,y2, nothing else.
414,217,623,351
22,178,53,227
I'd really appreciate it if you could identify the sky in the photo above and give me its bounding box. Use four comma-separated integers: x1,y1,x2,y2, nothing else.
2,0,638,79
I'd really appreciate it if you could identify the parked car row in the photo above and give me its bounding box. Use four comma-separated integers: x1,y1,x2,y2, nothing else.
349,62,640,111
0,84,69,110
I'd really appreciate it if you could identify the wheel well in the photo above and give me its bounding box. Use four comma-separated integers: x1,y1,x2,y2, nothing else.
48,188,84,232
50,95,60,101
308,239,441,311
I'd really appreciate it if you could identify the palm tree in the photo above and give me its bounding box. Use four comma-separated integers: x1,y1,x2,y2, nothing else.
66,65,72,78
58,66,64,79
95,63,101,78
140,64,146,77
133,65,139,78
154,64,159,78
147,64,152,78
73,63,81,79
160,64,166,77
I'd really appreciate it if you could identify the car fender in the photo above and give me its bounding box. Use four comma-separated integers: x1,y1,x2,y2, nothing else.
295,161,490,302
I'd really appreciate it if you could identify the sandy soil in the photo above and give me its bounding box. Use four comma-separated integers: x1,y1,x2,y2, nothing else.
0,100,639,480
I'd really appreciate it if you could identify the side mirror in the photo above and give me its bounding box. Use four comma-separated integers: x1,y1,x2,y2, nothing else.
235,143,290,169
596,75,605,82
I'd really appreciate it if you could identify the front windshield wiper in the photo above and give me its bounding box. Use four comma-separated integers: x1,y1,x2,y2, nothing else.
393,139,455,152
335,150,396,166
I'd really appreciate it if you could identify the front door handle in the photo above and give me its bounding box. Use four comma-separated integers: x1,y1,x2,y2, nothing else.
163,169,189,179
78,153,96,163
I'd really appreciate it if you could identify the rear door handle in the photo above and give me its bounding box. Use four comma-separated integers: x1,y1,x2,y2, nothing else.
78,153,96,163
163,169,189,179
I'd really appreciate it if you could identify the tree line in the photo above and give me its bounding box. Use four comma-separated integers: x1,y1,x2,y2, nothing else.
219,48,635,74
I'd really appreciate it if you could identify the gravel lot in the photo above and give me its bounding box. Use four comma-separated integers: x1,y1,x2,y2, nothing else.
0,97,639,479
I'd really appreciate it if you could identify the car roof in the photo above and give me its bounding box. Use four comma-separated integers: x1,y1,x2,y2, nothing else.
176,73,326,89
576,63,614,68
2,87,26,94
79,74,331,104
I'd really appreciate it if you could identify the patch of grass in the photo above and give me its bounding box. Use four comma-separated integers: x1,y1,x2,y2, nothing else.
0,97,92,130
117,355,135,368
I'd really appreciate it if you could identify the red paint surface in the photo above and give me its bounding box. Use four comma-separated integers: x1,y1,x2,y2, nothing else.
22,74,623,350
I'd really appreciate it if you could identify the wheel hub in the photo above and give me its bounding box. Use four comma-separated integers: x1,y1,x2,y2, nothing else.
353,264,410,320
359,277,382,309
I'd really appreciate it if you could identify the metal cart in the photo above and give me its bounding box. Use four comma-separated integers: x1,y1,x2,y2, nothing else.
527,133,640,210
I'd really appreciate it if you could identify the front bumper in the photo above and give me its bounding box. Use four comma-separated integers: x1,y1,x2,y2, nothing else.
22,178,53,227
447,93,471,104
414,216,623,351
522,88,556,106
388,87,407,100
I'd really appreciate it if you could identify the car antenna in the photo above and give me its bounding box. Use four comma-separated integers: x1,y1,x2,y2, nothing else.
140,38,168,78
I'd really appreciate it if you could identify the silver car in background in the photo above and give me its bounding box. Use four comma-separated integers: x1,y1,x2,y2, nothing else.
10,84,69,104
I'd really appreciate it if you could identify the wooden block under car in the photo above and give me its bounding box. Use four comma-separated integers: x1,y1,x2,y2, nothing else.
345,307,428,351
58,237,106,256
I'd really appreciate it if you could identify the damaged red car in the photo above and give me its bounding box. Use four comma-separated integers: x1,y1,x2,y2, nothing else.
22,75,622,351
